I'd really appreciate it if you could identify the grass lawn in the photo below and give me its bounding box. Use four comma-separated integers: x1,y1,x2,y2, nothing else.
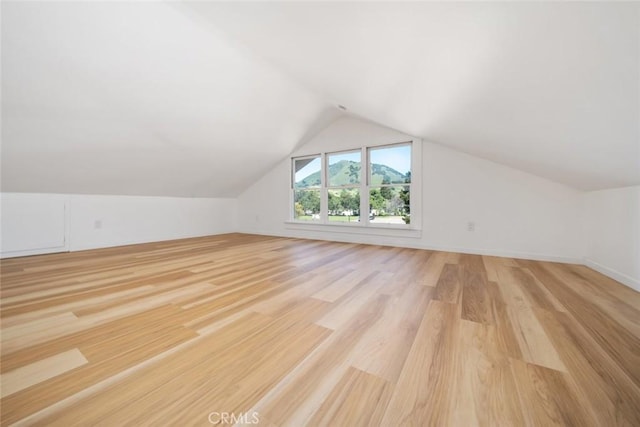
329,215,360,222
296,215,360,222
295,215,406,224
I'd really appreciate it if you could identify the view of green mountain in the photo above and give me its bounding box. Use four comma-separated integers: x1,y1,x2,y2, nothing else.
298,160,408,187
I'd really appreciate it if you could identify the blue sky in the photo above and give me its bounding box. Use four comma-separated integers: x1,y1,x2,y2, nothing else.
370,145,411,175
295,157,321,183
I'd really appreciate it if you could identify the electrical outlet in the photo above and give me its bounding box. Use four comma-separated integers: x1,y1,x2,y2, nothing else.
94,220,102,229
467,221,475,232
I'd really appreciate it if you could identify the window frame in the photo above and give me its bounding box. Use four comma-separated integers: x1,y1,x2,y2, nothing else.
289,139,421,234
364,142,412,228
291,154,323,222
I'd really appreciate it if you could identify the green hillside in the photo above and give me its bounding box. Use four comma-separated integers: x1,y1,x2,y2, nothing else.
298,160,408,187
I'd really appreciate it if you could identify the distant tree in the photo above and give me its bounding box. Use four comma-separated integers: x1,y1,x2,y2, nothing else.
352,191,361,215
328,191,343,214
370,189,385,213
380,177,393,200
400,175,410,213
400,172,411,223
387,196,404,215
296,190,320,214
344,189,360,213
294,202,305,218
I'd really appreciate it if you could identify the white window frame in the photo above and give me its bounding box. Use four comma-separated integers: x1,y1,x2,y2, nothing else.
365,142,413,229
291,154,323,222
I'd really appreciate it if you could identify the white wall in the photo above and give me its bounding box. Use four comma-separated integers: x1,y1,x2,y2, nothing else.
1,193,237,257
583,186,640,291
0,193,70,257
421,143,583,261
238,117,584,262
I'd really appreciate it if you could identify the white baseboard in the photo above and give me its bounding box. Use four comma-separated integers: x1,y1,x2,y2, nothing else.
405,242,580,264
583,258,640,292
245,229,640,293
69,231,233,253
1,246,68,259
238,229,581,264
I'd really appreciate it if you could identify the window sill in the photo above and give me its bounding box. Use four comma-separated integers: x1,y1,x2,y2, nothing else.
284,221,422,238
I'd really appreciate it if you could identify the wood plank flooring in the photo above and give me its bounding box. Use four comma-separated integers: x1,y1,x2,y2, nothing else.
1,233,639,426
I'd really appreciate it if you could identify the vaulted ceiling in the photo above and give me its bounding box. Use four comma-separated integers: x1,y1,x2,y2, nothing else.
2,2,638,197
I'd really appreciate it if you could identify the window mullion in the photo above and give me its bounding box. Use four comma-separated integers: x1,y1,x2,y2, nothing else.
321,153,328,223
362,146,369,226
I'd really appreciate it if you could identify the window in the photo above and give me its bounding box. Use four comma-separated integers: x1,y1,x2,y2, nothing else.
327,151,361,223
291,141,415,229
293,156,321,221
368,144,411,225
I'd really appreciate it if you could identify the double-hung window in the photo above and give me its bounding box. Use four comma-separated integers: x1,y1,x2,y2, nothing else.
327,151,361,223
293,156,322,221
368,144,411,225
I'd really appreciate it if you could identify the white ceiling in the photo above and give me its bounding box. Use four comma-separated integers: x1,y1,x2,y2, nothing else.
2,2,639,196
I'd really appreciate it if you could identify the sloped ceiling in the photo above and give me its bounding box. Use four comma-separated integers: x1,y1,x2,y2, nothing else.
1,2,339,197
2,2,638,197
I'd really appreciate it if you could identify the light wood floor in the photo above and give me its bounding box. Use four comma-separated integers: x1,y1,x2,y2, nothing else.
1,233,639,426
